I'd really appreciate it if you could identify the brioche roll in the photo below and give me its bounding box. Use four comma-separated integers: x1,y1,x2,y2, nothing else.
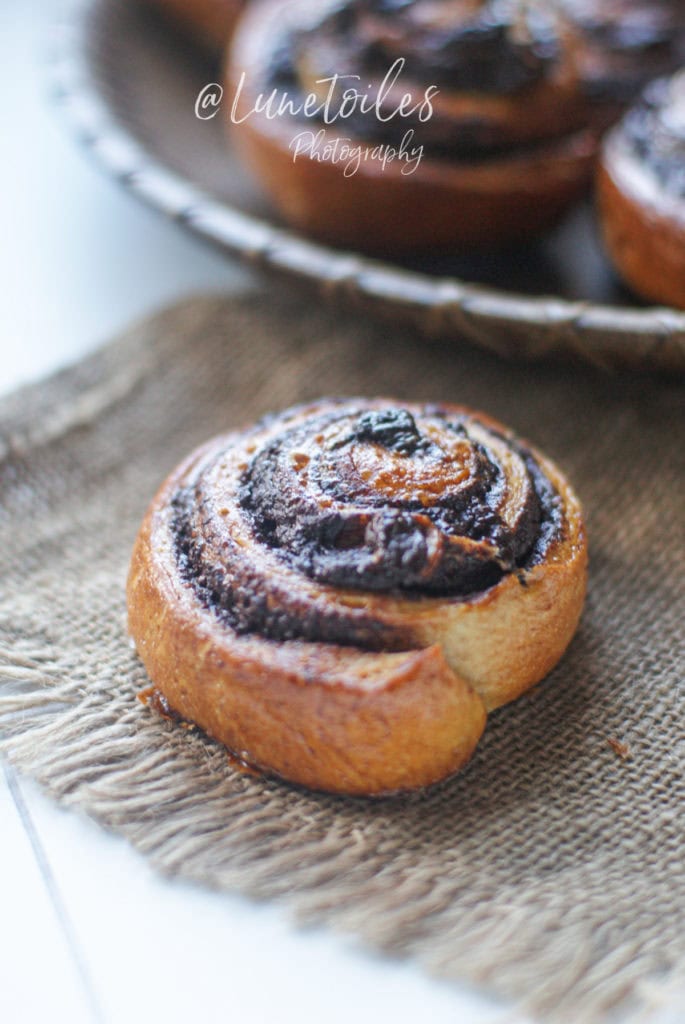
598,71,685,310
128,399,587,795
226,0,604,252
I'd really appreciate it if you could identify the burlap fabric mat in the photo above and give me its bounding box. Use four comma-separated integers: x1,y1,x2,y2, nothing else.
1,291,683,1023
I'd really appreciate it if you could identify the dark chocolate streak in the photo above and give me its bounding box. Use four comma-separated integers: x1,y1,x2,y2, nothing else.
266,0,685,157
171,405,563,648
561,0,685,102
267,0,567,159
622,75,685,197
330,0,560,93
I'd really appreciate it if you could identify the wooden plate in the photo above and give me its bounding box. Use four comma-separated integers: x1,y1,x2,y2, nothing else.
48,0,685,372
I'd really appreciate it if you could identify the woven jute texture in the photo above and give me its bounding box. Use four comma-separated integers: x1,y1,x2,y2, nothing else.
0,291,683,1023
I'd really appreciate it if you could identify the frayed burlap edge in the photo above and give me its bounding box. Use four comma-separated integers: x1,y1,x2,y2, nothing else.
0,293,683,1024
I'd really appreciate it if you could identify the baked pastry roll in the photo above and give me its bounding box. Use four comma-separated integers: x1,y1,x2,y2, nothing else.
145,0,245,51
597,71,685,310
226,0,605,252
128,399,587,795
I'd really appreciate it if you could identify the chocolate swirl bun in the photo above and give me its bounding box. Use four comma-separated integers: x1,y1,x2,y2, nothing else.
128,399,587,795
227,0,602,251
597,71,685,310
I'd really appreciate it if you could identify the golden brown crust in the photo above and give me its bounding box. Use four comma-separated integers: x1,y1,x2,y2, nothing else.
225,0,600,252
127,399,587,796
597,140,685,311
147,0,244,50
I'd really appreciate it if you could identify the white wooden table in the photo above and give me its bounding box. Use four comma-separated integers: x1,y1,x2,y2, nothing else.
2,5,681,1022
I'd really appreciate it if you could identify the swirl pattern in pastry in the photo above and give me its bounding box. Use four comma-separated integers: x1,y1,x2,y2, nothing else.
128,399,587,795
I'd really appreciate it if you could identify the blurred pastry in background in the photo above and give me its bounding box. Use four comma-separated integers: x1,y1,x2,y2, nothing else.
146,0,245,51
226,0,605,253
127,397,588,795
597,70,685,310
562,0,685,116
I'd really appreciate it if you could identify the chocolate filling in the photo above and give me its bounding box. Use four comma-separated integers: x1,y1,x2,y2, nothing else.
259,0,685,157
561,0,685,102
171,404,563,648
621,74,685,197
342,0,561,93
263,0,575,160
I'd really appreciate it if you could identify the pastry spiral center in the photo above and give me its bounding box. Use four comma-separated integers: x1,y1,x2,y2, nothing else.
241,405,553,595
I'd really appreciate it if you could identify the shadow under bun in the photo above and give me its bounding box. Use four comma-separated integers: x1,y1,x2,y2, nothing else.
128,399,587,796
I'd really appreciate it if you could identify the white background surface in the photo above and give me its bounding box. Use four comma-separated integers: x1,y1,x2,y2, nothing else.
1,5,681,1024
2,4,511,1023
